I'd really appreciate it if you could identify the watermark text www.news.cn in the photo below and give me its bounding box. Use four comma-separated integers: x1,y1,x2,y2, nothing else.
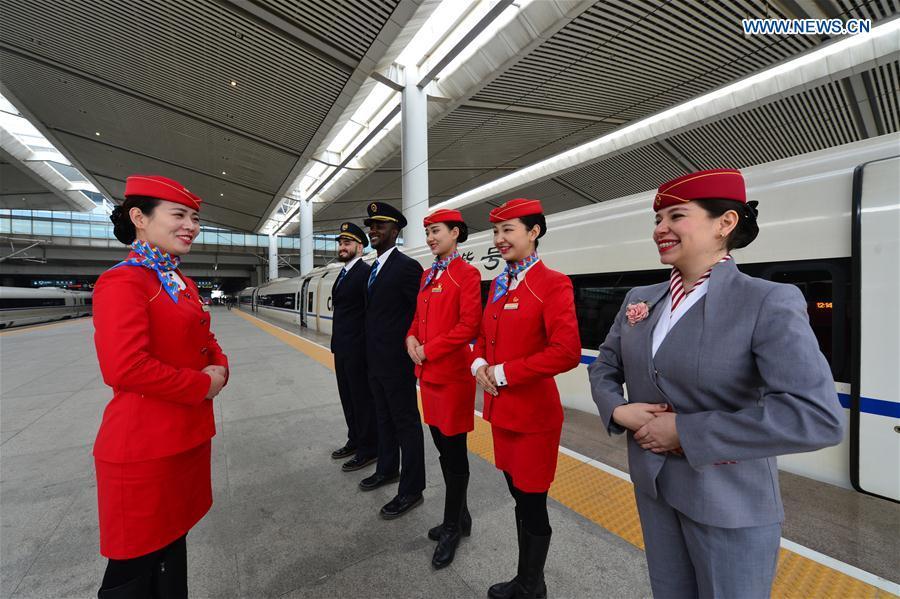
742,18,872,36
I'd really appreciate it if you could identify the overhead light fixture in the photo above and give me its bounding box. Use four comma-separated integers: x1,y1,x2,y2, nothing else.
221,170,227,175
95,131,100,136
230,80,237,87
219,193,224,197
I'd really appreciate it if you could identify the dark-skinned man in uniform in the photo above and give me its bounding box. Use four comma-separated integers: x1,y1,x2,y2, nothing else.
358,202,426,519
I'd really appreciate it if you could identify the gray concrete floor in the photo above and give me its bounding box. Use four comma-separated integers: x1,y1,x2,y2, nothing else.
1,311,652,598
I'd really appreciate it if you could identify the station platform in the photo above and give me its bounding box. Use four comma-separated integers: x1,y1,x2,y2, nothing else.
1,309,897,598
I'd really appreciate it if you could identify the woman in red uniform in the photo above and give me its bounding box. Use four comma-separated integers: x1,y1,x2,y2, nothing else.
471,199,581,599
405,208,482,569
92,175,228,598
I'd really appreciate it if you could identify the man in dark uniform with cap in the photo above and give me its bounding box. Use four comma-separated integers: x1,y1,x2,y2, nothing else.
330,222,378,472
359,202,426,519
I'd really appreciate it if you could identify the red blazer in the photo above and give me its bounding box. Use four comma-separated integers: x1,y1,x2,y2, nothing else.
92,258,228,463
473,260,581,432
407,257,482,384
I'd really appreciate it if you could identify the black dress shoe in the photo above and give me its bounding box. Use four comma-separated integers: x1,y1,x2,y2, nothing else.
380,493,424,519
331,443,357,460
342,455,377,472
358,472,399,491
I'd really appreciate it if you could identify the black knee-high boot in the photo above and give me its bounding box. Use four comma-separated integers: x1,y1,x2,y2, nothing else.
487,514,548,599
428,457,472,541
432,471,469,568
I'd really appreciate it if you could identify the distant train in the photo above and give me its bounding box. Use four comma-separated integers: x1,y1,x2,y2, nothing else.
0,286,93,329
238,134,899,502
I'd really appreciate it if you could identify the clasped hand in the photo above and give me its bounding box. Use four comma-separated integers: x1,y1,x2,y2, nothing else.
612,403,682,454
405,336,427,365
203,365,227,399
475,365,499,396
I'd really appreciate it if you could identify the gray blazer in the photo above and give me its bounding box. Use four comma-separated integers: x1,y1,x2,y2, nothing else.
588,259,844,528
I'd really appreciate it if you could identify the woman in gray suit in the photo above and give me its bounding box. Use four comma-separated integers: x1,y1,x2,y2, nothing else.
588,168,844,599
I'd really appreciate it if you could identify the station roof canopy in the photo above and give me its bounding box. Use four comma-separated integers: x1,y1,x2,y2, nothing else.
1,0,897,234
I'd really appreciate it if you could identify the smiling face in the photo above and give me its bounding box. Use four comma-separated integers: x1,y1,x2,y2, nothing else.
367,220,399,255
425,222,458,259
492,218,539,263
653,202,737,269
337,238,361,262
131,200,200,256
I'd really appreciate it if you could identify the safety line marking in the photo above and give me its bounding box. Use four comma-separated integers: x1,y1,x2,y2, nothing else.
232,309,899,598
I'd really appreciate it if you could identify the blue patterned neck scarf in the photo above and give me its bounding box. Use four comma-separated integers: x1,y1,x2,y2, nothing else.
115,240,182,302
492,252,538,303
422,250,459,290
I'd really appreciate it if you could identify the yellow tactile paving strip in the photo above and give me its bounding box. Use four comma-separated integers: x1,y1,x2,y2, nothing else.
236,310,897,599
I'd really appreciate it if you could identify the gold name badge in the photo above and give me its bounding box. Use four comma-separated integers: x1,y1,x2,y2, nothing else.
503,303,519,310
432,286,443,293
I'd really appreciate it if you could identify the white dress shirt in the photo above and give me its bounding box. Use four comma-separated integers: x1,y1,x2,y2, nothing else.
651,276,710,357
470,259,540,387
342,256,362,272
369,246,397,284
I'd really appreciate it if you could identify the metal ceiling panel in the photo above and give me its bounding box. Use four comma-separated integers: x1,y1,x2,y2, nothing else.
557,143,687,203
256,0,402,61
425,107,611,171
473,1,818,121
0,0,351,153
829,0,899,20
866,60,900,135
667,78,864,170
1,51,297,195
58,132,272,231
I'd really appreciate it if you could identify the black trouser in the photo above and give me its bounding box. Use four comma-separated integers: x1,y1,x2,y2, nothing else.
334,350,377,459
429,426,469,476
370,372,425,496
99,535,186,598
504,472,551,536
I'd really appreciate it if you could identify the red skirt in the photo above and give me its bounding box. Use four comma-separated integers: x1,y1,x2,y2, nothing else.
95,441,212,559
421,379,475,436
492,425,561,493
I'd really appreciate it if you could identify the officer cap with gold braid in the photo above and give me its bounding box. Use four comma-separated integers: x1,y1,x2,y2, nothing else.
363,201,407,229
335,222,368,248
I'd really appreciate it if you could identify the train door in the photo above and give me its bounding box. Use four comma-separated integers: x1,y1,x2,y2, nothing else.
300,277,310,328
851,156,900,502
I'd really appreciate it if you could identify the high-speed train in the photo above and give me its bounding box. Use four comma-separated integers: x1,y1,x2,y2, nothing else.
239,134,899,502
0,286,93,329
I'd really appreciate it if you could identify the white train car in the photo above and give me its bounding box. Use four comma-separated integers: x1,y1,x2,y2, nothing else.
0,286,93,328
244,134,900,501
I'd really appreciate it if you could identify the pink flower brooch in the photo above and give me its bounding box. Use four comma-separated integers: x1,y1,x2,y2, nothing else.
626,301,651,326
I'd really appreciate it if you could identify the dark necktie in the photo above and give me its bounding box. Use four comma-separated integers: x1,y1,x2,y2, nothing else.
335,267,347,288
367,261,379,289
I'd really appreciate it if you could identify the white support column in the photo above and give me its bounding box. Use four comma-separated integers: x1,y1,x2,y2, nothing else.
268,234,278,281
299,198,314,276
401,65,428,249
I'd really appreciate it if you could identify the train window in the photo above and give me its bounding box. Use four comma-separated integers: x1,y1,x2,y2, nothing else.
571,270,669,349
307,292,314,312
256,293,295,310
746,259,850,383
0,298,66,309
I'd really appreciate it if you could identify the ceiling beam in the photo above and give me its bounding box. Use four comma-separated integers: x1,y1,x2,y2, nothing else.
462,100,628,124
217,0,358,72
417,0,516,88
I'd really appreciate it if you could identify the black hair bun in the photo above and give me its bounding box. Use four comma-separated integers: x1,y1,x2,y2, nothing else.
109,205,124,224
111,205,137,245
